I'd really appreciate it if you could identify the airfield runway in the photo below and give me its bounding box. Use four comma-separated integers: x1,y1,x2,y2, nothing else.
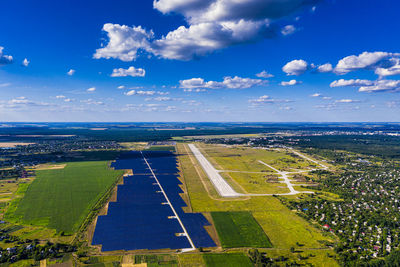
188,144,318,197
188,144,242,197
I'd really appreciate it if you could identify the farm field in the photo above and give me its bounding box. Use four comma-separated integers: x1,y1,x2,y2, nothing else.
178,254,205,267
211,211,272,248
6,161,124,233
203,253,253,267
145,145,176,151
0,142,34,148
82,253,253,267
119,142,148,150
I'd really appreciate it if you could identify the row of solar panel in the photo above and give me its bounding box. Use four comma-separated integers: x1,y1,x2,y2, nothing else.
92,151,216,251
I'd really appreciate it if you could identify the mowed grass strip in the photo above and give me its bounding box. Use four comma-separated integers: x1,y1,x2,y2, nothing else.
203,253,253,267
211,211,272,248
7,161,123,233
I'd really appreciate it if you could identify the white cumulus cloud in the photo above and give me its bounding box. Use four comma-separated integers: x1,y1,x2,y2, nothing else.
358,80,400,93
281,25,296,36
0,47,13,65
179,76,265,89
335,99,360,103
22,58,30,67
256,70,274,78
375,59,400,77
111,66,146,77
330,78,400,93
67,69,76,76
330,79,374,88
317,63,333,73
125,90,154,96
282,59,308,75
124,90,167,96
310,93,321,97
249,95,291,105
280,79,302,86
334,51,399,75
94,0,320,61
94,24,154,62
151,19,275,60
87,87,96,92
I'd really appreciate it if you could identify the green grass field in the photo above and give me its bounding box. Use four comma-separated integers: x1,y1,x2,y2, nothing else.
226,172,290,194
203,253,253,267
198,143,317,173
211,211,272,248
176,143,338,265
6,161,123,233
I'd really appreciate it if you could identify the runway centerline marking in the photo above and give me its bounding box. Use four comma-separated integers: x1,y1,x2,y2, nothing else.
188,144,242,197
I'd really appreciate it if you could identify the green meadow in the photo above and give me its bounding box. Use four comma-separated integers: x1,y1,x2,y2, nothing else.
211,211,272,248
176,143,338,266
6,161,123,233
203,253,253,267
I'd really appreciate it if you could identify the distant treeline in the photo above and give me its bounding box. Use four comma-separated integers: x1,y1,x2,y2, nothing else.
3,122,400,142
295,135,400,159
0,127,269,142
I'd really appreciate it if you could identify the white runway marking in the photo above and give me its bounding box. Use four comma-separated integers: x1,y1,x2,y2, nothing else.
188,144,242,197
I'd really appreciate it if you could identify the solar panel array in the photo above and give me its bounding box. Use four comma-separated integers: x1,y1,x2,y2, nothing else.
92,151,216,251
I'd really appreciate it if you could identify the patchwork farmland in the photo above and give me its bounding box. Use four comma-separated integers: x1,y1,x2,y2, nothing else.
0,140,339,266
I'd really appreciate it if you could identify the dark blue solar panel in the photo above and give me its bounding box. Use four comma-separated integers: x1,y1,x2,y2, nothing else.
92,151,216,251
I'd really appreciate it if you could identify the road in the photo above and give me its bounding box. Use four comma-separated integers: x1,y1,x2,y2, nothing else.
290,149,328,170
257,160,314,195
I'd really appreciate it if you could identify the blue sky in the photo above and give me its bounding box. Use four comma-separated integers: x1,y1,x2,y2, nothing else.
1,0,400,122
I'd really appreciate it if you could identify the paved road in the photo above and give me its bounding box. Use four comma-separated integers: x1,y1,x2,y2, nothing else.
290,149,328,170
258,160,304,195
188,144,242,198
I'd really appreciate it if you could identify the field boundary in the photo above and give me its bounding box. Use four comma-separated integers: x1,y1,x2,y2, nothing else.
76,166,126,244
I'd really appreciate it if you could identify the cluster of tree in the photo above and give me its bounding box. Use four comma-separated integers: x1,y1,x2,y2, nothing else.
0,141,126,168
0,167,28,180
248,249,312,266
294,135,400,160
0,240,76,263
